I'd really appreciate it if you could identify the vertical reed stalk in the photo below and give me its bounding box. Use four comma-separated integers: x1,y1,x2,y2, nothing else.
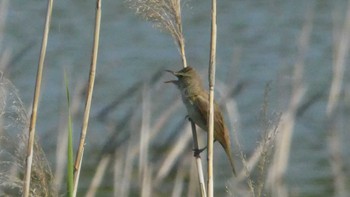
191,121,207,197
327,2,350,115
207,0,217,196
326,2,350,196
174,0,187,68
22,0,53,196
172,0,205,192
73,0,101,195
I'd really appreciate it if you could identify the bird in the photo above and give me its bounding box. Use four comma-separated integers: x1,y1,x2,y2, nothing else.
165,66,236,176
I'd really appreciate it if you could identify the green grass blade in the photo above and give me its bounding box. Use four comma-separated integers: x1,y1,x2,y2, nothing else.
64,71,74,197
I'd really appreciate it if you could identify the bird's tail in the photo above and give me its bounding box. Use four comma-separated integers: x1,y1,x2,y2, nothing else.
222,143,237,176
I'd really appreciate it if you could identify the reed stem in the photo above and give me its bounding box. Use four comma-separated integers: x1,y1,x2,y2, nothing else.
207,0,217,196
72,0,101,195
22,0,53,196
191,121,207,197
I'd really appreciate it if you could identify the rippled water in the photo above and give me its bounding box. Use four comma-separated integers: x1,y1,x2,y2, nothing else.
2,0,350,196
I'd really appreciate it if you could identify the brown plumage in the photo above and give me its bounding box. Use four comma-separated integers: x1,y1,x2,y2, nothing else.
166,66,236,176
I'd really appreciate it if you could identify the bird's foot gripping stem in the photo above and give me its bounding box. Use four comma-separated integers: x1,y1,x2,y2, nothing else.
193,146,207,157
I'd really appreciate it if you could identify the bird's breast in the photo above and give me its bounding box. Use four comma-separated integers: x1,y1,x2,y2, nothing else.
181,94,207,131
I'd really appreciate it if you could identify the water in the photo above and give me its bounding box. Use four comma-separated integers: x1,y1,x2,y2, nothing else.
1,0,350,196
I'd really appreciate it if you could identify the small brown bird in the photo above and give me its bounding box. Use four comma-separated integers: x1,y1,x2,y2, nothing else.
165,66,236,176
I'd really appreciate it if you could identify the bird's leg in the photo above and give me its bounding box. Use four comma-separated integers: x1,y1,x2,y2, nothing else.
186,116,208,156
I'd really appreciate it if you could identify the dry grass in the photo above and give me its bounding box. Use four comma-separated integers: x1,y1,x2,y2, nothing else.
127,0,188,67
0,75,55,196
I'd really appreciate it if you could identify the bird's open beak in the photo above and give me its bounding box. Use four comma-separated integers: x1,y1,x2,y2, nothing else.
164,69,179,84
164,80,177,84
164,69,177,76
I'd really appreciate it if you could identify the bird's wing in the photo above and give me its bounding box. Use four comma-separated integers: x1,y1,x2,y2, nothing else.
197,95,229,142
195,94,236,175
193,94,209,130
